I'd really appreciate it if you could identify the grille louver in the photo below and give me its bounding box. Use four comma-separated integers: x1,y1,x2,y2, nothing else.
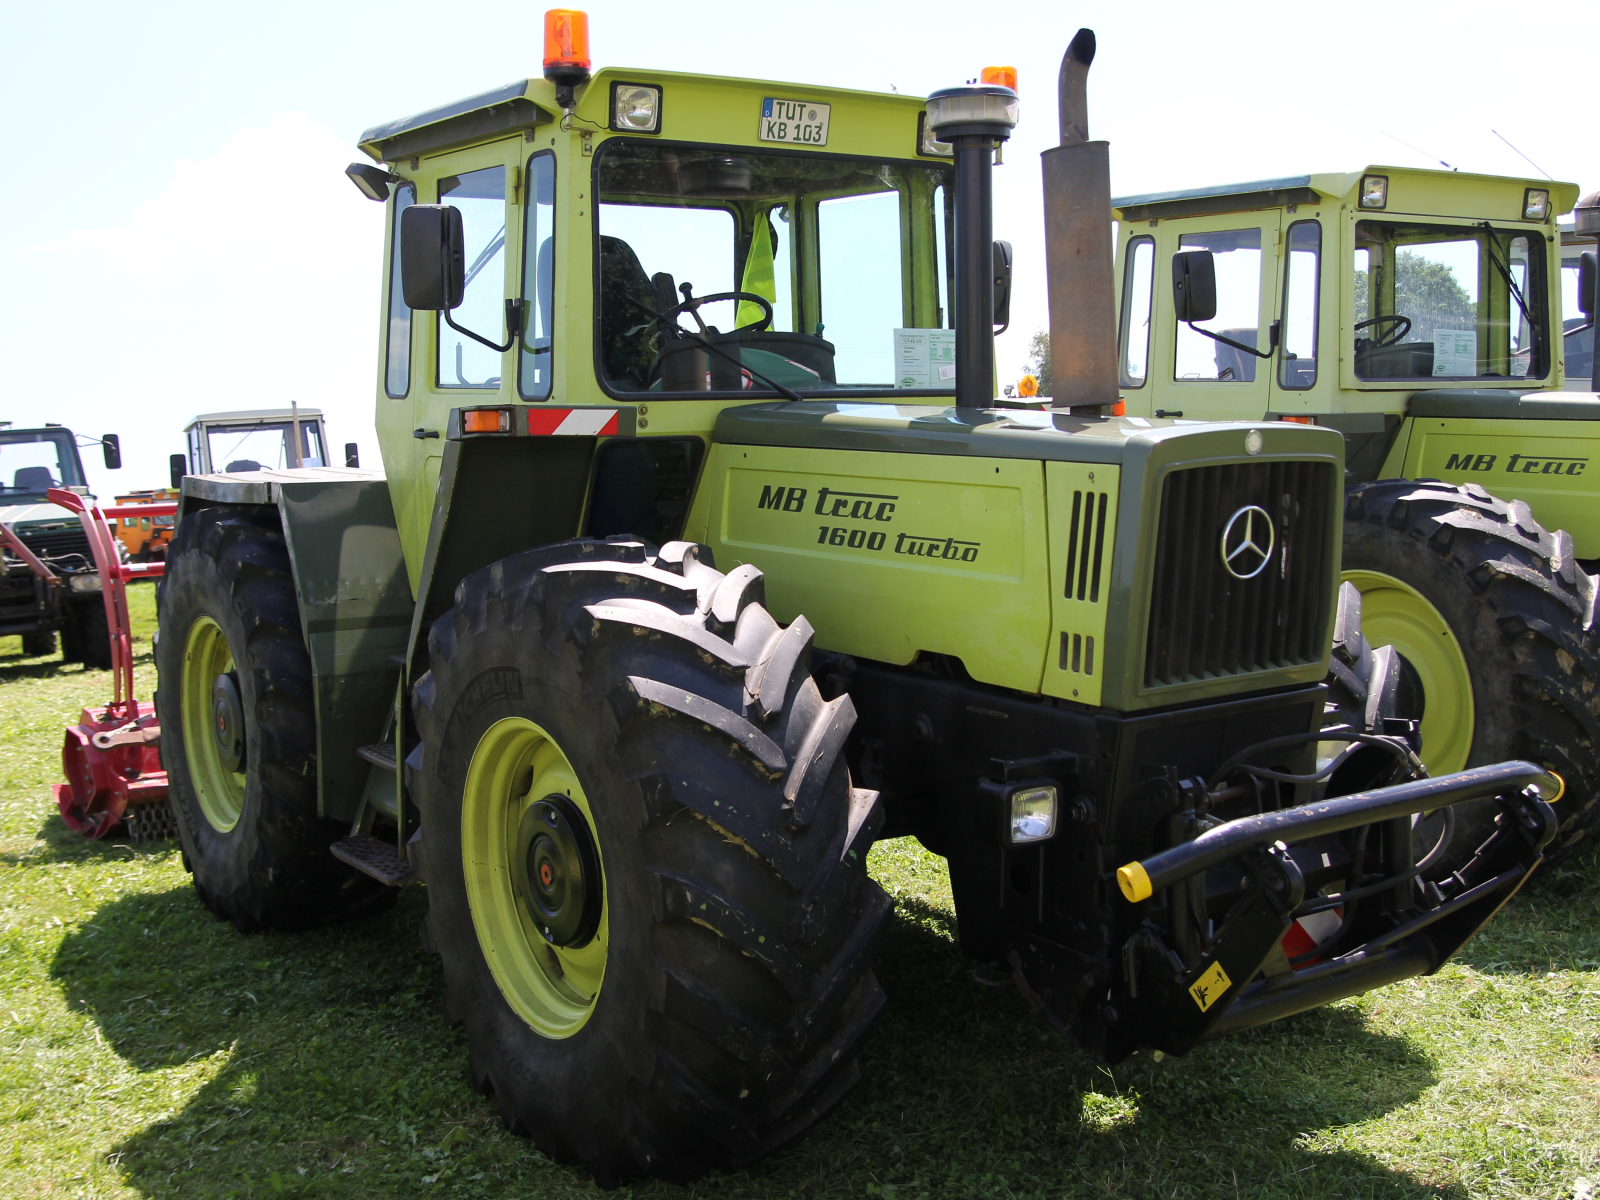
1064,489,1109,603
1144,460,1334,689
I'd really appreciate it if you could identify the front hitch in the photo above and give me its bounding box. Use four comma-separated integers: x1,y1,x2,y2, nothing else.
1108,761,1559,1057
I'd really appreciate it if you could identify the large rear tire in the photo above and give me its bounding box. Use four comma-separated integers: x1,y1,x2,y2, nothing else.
155,506,395,930
410,538,889,1185
1342,479,1600,870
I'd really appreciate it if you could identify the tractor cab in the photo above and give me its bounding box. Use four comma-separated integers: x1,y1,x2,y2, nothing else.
1113,167,1582,423
178,408,331,477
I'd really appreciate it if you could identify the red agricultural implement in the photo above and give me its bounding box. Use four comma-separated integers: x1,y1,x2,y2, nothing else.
35,489,174,840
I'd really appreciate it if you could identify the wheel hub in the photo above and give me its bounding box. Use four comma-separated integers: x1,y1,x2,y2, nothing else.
211,670,246,773
516,796,602,948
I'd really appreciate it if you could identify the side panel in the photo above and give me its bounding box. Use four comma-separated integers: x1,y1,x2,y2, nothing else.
698,444,1050,693
275,478,413,822
1043,461,1120,707
1400,416,1600,555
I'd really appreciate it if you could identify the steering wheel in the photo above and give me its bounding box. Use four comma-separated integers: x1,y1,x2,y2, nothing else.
651,289,774,336
1355,314,1412,348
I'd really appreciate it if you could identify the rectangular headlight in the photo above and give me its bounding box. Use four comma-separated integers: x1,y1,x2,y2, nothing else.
1008,785,1058,844
1359,174,1388,209
1522,187,1550,221
68,573,102,593
610,82,662,133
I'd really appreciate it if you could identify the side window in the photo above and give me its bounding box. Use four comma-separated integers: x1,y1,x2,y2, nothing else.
1174,228,1261,382
1118,236,1154,386
438,166,507,390
520,154,556,400
818,191,902,384
385,184,415,398
1279,221,1320,389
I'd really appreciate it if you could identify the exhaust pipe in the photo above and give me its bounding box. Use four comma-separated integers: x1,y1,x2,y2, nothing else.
926,79,1018,404
1041,30,1118,410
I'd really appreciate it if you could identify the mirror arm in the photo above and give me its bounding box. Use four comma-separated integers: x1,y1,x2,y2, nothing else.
443,298,526,355
1184,318,1279,360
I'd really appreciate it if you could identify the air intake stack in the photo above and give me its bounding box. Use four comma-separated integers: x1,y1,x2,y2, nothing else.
1041,30,1118,410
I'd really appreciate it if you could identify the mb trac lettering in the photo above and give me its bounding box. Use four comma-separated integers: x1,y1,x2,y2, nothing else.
812,487,897,521
1506,453,1588,476
1444,452,1497,472
757,484,808,512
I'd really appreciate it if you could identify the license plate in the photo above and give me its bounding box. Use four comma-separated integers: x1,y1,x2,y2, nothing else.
758,98,830,147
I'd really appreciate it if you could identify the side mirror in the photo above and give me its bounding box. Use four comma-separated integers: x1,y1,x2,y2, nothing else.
1172,250,1217,323
1580,251,1597,319
401,204,465,311
345,442,360,468
169,453,187,490
101,434,122,470
992,240,1014,330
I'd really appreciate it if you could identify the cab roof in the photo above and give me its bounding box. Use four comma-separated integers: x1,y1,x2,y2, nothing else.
186,409,324,430
1113,166,1579,224
358,67,928,164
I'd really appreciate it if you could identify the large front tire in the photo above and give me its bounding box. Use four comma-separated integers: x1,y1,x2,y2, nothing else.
1342,479,1600,869
155,506,395,930
410,539,889,1185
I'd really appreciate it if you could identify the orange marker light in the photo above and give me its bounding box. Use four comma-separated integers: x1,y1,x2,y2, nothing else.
1017,373,1039,398
1281,415,1314,425
463,409,511,434
981,65,1018,93
544,9,591,71
1111,399,1126,416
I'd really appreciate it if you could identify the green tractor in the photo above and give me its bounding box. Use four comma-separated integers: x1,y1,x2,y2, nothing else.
155,17,1565,1184
1113,170,1600,868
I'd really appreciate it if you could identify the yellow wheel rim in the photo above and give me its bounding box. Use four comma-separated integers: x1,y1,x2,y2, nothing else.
1342,569,1474,776
179,615,247,833
462,717,607,1038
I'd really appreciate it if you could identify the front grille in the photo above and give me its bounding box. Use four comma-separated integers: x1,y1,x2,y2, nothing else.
13,526,92,569
1144,460,1335,689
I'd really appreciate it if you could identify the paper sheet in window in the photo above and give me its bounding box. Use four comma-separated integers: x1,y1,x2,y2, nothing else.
1433,329,1477,377
893,329,956,390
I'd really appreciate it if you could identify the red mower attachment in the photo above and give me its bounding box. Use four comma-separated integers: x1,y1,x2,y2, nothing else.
47,488,177,842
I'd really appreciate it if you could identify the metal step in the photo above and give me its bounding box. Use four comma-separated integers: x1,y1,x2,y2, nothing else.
357,742,396,772
331,834,415,886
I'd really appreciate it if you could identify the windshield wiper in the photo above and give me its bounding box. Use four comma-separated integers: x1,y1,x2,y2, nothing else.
1477,222,1540,345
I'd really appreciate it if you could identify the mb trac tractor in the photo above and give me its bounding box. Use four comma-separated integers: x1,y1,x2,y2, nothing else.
168,406,346,487
1113,171,1600,870
155,16,1565,1184
0,422,123,666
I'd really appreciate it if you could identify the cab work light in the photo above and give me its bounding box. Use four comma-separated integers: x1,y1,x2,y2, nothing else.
1358,174,1388,210
1522,187,1551,221
462,408,512,434
1008,785,1058,843
610,83,662,133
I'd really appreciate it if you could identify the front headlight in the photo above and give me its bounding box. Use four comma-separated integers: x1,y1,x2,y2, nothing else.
68,572,102,593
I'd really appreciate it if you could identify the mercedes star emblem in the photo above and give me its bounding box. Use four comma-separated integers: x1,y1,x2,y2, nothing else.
1220,505,1275,579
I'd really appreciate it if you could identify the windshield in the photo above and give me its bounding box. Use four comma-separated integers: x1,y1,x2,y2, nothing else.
0,430,83,499
594,141,953,397
204,421,325,472
1352,220,1548,381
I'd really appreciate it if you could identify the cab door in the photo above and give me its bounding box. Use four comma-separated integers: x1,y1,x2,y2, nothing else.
1136,211,1282,421
388,138,522,575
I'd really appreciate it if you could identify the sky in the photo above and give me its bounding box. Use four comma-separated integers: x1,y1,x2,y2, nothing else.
3,0,1593,496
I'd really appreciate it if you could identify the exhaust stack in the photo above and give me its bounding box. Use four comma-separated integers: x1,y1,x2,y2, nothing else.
1041,30,1118,410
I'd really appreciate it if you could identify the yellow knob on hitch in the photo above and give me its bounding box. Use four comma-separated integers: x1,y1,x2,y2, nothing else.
1116,861,1152,903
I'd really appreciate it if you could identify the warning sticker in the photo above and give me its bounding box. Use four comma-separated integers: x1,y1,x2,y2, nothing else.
1188,961,1232,1012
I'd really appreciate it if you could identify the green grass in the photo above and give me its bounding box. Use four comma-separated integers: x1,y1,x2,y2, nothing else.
2,585,1598,1198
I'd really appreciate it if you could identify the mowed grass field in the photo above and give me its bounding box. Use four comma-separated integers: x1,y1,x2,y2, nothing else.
2,584,1598,1199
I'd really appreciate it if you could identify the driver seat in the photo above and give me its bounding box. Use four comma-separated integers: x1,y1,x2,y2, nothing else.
14,466,56,491
598,236,659,388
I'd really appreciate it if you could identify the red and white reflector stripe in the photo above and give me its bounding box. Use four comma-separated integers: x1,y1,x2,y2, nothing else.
1280,907,1342,965
526,408,620,436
